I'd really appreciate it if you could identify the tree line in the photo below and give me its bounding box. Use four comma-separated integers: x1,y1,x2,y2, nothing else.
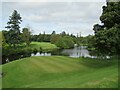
2,10,83,50
2,1,119,58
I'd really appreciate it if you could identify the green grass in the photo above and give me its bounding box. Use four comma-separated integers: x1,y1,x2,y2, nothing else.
16,42,59,52
29,42,59,51
2,56,118,88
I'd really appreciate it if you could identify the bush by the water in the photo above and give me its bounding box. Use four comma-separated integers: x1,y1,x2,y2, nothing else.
2,42,58,56
2,46,33,56
55,36,74,49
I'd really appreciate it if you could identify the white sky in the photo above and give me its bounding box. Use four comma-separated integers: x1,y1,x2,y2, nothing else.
1,0,106,36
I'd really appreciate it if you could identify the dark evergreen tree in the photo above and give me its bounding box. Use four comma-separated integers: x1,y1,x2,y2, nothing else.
5,10,22,47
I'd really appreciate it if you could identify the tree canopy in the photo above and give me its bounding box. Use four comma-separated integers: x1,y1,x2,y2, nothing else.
93,1,120,55
22,27,31,46
5,10,22,47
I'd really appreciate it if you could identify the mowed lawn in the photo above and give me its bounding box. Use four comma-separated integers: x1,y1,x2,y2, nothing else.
2,56,118,88
29,42,59,51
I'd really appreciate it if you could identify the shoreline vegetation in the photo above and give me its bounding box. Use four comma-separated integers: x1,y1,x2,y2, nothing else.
2,42,59,56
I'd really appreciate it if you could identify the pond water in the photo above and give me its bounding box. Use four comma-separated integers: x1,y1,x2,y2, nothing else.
2,46,109,64
31,52,51,56
61,46,91,58
30,46,97,58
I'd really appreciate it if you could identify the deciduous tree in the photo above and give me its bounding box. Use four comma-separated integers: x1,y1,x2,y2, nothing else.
22,27,31,46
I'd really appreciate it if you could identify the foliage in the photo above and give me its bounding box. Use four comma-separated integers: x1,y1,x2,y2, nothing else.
93,2,120,55
94,25,120,55
60,31,66,37
2,30,10,46
31,33,51,42
37,33,45,42
55,36,74,49
5,10,22,47
2,42,58,56
100,2,120,29
43,34,51,42
0,33,1,49
50,34,61,44
93,24,103,34
50,31,77,49
22,27,31,46
0,32,6,47
30,35,38,41
30,31,78,49
51,31,56,35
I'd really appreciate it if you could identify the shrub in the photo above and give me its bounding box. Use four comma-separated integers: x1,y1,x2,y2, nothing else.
55,36,74,49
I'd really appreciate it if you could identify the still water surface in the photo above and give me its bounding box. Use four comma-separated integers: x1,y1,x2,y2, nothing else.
31,46,93,58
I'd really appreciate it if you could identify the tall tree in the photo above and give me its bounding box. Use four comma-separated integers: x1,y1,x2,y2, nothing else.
51,31,56,35
61,31,66,37
22,27,31,46
100,2,120,29
50,34,61,44
93,1,120,55
5,10,22,47
93,24,103,33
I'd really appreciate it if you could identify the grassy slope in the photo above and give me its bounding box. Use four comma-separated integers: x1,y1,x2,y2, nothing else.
17,42,59,53
29,42,59,51
2,56,118,88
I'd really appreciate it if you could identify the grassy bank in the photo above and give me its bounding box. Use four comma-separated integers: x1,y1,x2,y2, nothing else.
29,42,59,52
2,56,118,88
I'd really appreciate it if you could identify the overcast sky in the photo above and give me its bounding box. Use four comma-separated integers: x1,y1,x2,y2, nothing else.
1,0,106,36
